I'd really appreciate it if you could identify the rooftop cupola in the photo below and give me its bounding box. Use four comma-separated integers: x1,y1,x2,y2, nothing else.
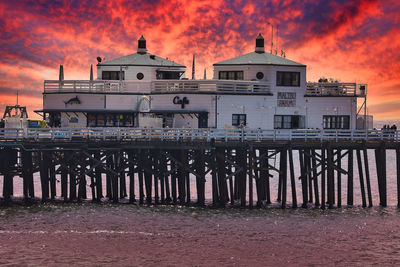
137,35,147,54
255,33,265,53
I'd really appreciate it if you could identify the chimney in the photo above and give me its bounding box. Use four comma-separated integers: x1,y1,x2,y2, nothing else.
255,33,265,53
137,35,147,54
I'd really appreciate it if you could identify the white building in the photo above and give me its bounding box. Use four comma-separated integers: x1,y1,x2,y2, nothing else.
40,34,369,130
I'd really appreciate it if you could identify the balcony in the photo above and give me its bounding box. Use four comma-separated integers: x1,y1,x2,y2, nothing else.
305,83,367,97
44,79,271,95
152,79,271,94
44,80,152,93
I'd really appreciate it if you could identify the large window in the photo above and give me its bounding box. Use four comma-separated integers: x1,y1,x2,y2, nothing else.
274,115,304,129
156,71,182,80
232,114,247,126
276,71,300,86
87,113,135,127
219,71,244,80
323,115,350,129
102,71,125,80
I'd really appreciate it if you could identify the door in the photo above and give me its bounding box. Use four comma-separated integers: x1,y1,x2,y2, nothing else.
198,113,208,128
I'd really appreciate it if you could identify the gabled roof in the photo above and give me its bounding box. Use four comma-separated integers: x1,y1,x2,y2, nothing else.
98,53,185,68
213,51,305,67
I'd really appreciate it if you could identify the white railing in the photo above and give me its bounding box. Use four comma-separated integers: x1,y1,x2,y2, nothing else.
306,83,367,97
45,80,271,94
44,80,152,93
0,128,398,142
152,80,271,94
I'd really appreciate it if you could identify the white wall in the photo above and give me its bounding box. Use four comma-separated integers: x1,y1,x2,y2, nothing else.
306,97,357,129
217,95,274,129
150,94,216,127
60,112,86,127
105,95,141,110
44,93,105,110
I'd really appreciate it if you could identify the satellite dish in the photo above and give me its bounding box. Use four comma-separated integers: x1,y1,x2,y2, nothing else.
96,57,102,63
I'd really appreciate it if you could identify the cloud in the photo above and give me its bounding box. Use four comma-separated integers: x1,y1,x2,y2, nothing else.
0,0,399,119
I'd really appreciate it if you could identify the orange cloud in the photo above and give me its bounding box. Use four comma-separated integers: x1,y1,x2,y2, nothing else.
0,0,399,120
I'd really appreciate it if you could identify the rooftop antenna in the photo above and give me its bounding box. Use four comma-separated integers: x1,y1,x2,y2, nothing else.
90,64,93,81
192,54,195,80
59,64,64,81
275,25,279,55
270,24,274,54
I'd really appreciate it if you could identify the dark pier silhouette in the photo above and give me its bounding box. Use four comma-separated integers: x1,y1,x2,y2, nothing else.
1,128,400,209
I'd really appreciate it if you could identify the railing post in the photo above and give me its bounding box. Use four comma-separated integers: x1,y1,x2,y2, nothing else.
335,130,338,142
225,128,228,142
103,128,106,141
273,130,276,142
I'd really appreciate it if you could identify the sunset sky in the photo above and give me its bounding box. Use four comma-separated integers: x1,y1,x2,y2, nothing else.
0,0,399,120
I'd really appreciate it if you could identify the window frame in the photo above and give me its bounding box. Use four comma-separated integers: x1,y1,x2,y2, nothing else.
276,71,300,87
219,71,244,80
102,71,125,80
274,115,304,129
323,115,350,129
232,114,247,126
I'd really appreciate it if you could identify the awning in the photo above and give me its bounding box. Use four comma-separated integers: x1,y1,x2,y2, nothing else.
149,109,208,115
35,109,139,114
156,69,185,73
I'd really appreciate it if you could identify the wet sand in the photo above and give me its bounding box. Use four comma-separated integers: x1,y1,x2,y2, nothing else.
1,203,400,266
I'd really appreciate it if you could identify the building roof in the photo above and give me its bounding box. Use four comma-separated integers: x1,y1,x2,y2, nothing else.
213,51,305,67
98,53,185,68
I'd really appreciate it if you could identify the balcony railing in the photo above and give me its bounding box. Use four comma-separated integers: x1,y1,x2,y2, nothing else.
152,80,271,94
0,128,397,143
305,83,367,97
44,80,152,93
44,79,271,95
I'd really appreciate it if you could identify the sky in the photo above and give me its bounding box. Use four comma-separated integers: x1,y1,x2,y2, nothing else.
0,0,399,120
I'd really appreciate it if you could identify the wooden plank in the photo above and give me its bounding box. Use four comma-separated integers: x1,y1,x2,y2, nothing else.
288,148,297,208
337,149,342,208
356,149,366,207
280,149,287,209
347,149,353,206
299,149,308,208
327,145,334,209
249,148,254,209
363,148,372,207
311,149,320,207
321,148,326,210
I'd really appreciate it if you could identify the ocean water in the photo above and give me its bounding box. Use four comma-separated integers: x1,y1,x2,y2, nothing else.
1,149,400,266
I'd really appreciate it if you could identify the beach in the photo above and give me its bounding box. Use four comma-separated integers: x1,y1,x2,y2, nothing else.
1,203,400,266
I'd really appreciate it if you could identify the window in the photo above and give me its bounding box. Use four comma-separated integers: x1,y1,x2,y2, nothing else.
219,71,244,80
102,71,124,80
274,115,304,129
256,72,264,80
156,71,181,80
232,114,246,126
323,115,350,129
87,113,135,127
276,71,300,86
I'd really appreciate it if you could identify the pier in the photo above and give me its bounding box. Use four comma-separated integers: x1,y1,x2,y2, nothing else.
1,128,399,208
